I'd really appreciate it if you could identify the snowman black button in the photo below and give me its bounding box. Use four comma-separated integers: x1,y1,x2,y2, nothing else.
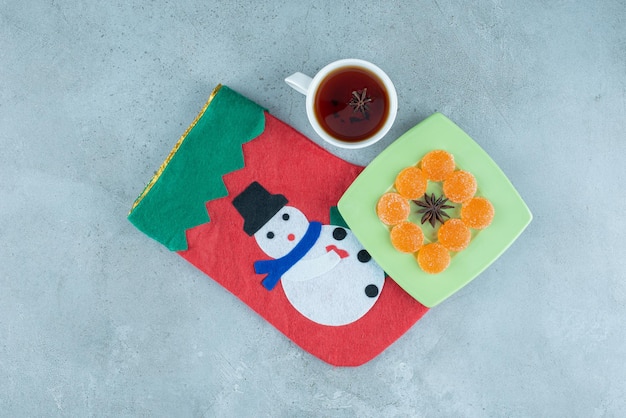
332,227,347,241
365,284,379,298
357,249,371,263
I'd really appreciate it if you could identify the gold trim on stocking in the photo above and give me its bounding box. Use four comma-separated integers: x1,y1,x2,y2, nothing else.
130,84,223,213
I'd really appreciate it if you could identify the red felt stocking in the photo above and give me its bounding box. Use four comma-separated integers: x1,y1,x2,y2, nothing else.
130,86,428,366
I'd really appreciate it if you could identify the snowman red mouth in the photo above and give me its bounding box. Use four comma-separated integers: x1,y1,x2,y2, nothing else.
326,245,349,259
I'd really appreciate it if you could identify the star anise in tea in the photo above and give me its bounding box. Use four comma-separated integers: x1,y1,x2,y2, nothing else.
414,193,455,227
348,88,372,116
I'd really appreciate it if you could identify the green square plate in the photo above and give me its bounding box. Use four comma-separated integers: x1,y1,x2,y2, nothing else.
337,113,532,307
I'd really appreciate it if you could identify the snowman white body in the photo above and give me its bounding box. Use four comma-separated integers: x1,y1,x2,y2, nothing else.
254,206,385,326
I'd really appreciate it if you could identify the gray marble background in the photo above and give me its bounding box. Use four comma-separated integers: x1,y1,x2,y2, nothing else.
1,0,625,416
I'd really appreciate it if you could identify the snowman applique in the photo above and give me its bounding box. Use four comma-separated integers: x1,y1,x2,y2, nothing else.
233,181,385,327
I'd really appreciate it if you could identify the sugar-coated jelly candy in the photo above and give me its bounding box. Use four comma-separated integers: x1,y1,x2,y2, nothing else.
437,218,471,252
416,243,451,274
443,170,477,203
461,197,494,229
390,221,424,253
376,192,410,225
420,150,455,182
394,166,428,199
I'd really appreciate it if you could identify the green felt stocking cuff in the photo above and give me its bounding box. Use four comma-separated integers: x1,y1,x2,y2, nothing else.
128,85,266,251
329,206,349,229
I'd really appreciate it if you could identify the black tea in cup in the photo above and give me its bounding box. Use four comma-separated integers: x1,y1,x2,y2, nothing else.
313,66,390,143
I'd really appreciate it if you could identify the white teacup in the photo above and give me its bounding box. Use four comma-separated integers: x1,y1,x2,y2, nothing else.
285,59,398,149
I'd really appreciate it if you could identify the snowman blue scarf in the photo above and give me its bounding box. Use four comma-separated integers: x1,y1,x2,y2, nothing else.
254,221,322,290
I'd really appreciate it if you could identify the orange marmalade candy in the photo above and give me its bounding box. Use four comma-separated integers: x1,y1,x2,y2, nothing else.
420,150,455,181
437,219,471,252
443,170,477,203
377,192,410,225
390,221,424,253
416,243,451,274
461,197,495,229
394,167,427,199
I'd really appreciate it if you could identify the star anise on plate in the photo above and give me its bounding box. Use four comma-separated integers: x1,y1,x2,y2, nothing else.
414,193,455,227
348,88,372,116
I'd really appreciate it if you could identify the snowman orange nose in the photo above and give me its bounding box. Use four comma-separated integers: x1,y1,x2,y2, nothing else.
288,234,295,241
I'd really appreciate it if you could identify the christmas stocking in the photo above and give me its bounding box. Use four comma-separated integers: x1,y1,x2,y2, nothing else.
128,85,428,366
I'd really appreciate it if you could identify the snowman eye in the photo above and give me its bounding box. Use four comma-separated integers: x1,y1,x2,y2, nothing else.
282,213,290,221
266,231,275,239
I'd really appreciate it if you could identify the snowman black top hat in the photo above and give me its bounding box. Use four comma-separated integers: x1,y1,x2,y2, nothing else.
233,181,288,236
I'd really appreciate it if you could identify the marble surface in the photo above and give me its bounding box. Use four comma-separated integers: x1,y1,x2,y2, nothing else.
1,0,625,416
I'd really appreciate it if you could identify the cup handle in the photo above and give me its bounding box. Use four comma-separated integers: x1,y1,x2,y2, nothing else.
285,72,312,95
